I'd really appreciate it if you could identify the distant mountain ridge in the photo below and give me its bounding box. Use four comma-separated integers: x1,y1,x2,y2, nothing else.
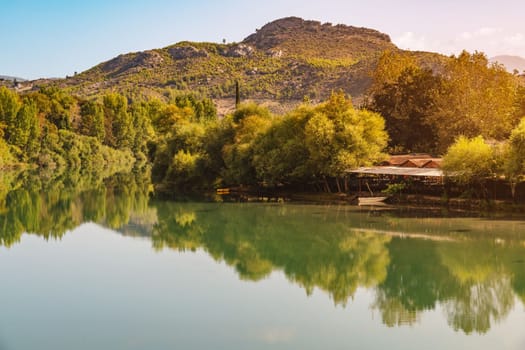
0,75,26,82
490,55,525,73
35,17,446,110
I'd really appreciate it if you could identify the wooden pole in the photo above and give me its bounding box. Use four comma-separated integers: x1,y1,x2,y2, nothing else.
235,80,240,108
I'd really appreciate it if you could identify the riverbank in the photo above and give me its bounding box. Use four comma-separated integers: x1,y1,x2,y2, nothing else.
202,188,525,215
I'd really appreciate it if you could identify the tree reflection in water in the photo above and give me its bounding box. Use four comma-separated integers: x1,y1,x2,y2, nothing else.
0,169,152,247
151,202,525,333
1,179,525,334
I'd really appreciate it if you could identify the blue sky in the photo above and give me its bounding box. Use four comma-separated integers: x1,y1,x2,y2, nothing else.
2,0,525,79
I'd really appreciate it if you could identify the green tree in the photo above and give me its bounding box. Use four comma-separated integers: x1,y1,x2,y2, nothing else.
503,118,525,199
442,136,496,197
305,92,388,191
0,90,40,158
231,102,271,123
0,86,22,143
151,103,191,135
252,108,310,185
0,138,16,168
201,118,235,184
103,93,134,149
168,92,217,122
370,66,442,152
164,149,203,191
79,100,105,142
253,93,388,192
10,100,40,157
151,114,214,191
40,87,75,130
129,102,154,162
222,104,273,185
150,95,387,193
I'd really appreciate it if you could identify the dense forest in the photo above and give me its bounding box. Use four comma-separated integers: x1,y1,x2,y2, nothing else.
1,50,525,198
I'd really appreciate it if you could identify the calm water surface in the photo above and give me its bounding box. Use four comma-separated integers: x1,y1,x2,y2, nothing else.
1,174,525,349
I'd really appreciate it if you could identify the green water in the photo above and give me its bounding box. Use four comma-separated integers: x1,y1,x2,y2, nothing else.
1,174,525,349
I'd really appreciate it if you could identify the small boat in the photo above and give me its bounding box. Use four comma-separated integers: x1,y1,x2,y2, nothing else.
358,196,388,206
216,188,230,195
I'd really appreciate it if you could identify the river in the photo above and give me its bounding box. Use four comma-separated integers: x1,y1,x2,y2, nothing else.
1,172,524,349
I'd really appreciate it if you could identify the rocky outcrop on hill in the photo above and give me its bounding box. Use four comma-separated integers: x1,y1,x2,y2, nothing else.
244,17,391,50
101,50,164,77
220,44,255,58
169,45,209,60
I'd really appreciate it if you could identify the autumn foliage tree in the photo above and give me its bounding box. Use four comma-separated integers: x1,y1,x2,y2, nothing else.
370,50,521,153
432,51,518,149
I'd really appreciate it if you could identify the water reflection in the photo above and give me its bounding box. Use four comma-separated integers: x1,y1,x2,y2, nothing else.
1,175,525,334
152,203,392,303
150,202,525,334
0,170,152,247
372,237,519,333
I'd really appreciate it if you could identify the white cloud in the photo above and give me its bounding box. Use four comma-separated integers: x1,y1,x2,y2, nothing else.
504,33,525,47
458,27,502,40
476,27,503,36
452,27,525,57
393,27,525,58
394,32,427,51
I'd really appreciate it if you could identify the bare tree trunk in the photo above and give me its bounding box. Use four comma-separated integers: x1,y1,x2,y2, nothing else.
480,181,489,204
336,178,342,193
443,177,450,206
235,81,240,108
323,176,332,193
365,181,374,196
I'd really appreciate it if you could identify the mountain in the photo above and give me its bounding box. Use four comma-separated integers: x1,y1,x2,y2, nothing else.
37,17,445,111
490,55,525,73
0,75,26,82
